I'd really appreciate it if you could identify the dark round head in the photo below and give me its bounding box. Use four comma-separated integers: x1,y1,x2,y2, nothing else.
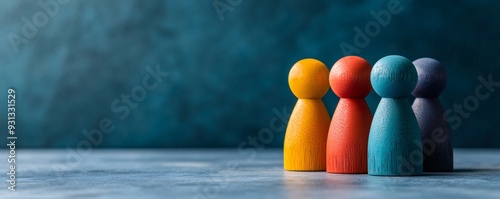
412,58,447,97
370,55,418,98
329,56,372,98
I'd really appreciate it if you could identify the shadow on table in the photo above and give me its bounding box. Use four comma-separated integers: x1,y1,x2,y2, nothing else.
422,168,500,176
452,168,500,173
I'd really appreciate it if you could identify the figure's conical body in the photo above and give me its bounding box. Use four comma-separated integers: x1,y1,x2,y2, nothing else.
285,99,330,170
412,98,453,171
369,98,422,175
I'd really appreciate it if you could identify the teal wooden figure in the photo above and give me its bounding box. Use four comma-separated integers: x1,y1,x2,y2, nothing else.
368,55,423,176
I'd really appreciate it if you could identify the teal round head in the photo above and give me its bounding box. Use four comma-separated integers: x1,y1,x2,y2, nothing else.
370,55,418,98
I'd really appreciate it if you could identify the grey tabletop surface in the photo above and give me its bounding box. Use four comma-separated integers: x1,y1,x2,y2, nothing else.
1,149,499,199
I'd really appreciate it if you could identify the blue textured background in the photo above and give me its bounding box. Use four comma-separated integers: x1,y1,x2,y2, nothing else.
0,0,499,148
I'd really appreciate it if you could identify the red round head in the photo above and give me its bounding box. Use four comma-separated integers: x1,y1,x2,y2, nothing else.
329,56,372,98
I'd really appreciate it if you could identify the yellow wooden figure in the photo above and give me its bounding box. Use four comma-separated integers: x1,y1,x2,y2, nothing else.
284,58,330,171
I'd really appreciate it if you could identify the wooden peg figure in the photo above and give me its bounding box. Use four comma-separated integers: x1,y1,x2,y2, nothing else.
368,55,423,176
327,56,372,174
412,58,453,172
284,58,330,171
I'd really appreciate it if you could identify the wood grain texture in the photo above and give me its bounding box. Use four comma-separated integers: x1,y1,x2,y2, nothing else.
327,99,371,173
413,98,453,172
369,98,423,175
284,99,330,171
284,58,330,171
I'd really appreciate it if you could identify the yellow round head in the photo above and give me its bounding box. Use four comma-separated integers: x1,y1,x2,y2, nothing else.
288,58,330,99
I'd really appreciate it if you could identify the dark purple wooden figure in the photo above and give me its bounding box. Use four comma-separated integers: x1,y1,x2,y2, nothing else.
412,58,454,172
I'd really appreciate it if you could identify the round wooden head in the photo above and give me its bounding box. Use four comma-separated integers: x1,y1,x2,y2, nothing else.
412,58,447,98
288,58,330,99
370,55,418,98
329,56,372,98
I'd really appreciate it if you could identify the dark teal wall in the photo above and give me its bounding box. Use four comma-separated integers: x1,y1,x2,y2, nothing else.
0,0,499,148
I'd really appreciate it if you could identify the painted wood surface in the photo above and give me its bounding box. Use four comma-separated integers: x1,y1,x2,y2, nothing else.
412,58,453,172
284,58,330,171
327,56,372,174
368,55,423,176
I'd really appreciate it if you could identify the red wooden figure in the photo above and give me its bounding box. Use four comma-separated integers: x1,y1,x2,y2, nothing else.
326,56,373,174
